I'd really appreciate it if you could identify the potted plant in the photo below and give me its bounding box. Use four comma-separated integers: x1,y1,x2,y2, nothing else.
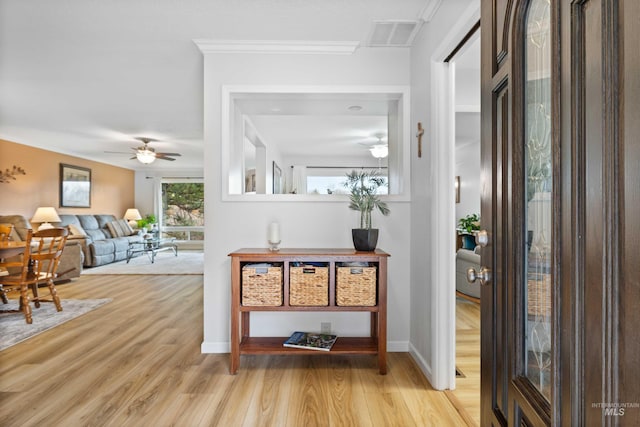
136,214,157,233
457,213,480,249
343,170,390,251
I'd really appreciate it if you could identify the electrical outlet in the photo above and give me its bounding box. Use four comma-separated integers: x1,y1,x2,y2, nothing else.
321,322,331,334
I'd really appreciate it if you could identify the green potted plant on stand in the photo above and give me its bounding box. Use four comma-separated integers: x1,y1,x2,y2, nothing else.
344,170,390,251
457,213,480,249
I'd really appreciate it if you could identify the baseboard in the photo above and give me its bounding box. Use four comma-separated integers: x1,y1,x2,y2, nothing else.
455,290,480,304
408,342,435,387
387,340,409,352
201,341,230,353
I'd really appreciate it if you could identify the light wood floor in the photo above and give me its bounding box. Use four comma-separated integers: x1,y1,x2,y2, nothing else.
0,275,474,426
449,298,481,426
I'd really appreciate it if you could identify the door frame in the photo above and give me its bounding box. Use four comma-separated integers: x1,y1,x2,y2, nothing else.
428,1,480,390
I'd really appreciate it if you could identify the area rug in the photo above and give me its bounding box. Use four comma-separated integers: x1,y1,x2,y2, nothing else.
82,251,203,275
0,298,112,351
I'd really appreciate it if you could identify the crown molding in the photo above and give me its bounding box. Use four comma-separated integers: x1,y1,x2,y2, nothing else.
194,40,360,55
419,0,443,22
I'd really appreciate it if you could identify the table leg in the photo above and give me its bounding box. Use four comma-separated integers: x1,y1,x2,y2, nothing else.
230,257,241,374
377,309,387,375
230,311,240,374
0,285,8,304
20,285,32,324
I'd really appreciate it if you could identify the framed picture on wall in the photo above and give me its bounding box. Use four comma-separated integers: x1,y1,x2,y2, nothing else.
245,168,256,193
273,161,283,194
60,163,91,207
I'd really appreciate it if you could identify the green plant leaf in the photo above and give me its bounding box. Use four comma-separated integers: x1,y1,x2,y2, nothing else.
343,170,390,229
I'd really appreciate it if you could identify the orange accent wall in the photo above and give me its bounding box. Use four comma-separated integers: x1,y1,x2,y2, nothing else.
0,139,134,219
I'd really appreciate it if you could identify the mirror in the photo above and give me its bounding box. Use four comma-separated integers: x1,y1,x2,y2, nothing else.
222,86,410,199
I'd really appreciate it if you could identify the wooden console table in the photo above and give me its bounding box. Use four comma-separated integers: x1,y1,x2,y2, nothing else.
229,248,390,374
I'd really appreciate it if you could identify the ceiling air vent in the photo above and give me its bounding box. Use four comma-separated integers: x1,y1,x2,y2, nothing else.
366,20,422,47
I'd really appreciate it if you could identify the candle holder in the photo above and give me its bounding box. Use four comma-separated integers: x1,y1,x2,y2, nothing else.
268,240,281,251
268,222,280,251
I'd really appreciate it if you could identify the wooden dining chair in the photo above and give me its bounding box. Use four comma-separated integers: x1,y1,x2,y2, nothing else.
0,223,13,241
0,229,33,308
0,227,68,324
1,223,15,301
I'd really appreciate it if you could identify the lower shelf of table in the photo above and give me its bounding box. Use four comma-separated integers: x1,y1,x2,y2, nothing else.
239,336,379,355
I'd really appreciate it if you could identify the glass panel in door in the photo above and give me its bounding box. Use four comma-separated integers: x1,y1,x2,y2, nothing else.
524,0,552,401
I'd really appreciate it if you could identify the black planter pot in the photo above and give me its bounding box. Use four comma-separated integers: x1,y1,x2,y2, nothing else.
352,228,379,251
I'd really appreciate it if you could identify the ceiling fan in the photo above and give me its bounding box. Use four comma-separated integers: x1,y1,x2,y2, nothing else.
106,137,182,164
358,134,388,159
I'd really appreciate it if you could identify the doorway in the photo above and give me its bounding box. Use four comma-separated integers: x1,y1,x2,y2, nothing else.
448,26,482,426
426,0,480,399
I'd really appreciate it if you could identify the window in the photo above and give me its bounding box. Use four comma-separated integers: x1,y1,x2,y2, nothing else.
161,180,204,242
305,167,388,195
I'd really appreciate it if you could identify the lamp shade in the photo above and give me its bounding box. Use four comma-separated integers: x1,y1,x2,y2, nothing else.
124,208,142,228
369,144,388,159
124,208,142,221
136,149,156,164
32,207,61,230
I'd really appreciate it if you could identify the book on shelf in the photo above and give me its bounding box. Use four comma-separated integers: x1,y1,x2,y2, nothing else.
283,331,338,351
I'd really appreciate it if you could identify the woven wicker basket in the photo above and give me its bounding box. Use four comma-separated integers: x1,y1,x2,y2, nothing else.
290,266,329,306
336,266,377,306
242,265,282,306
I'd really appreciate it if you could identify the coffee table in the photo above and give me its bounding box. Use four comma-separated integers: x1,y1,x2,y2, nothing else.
126,237,178,263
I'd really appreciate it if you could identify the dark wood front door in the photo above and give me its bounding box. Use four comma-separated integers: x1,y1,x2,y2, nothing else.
480,0,639,424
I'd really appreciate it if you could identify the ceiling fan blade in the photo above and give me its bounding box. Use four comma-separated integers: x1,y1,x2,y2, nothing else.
155,154,176,161
156,152,181,157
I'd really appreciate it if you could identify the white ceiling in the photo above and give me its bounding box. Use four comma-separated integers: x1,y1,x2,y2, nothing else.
0,0,430,171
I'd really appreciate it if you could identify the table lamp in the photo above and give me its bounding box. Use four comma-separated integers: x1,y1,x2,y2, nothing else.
32,207,61,231
124,208,142,228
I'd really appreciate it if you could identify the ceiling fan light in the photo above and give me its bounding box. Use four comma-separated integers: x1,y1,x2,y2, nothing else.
136,149,156,164
370,144,388,159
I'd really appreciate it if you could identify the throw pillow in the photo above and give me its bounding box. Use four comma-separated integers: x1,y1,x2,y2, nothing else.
68,223,87,236
119,219,135,236
106,219,134,238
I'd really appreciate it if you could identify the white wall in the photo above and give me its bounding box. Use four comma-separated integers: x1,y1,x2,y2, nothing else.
455,112,481,221
201,47,412,353
409,0,478,388
455,68,481,109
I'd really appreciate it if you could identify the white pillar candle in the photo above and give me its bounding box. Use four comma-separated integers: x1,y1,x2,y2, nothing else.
268,222,280,243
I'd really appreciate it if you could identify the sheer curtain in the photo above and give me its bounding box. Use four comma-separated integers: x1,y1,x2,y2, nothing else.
153,177,162,228
291,166,307,194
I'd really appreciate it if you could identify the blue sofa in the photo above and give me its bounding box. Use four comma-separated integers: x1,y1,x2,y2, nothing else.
58,214,143,267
